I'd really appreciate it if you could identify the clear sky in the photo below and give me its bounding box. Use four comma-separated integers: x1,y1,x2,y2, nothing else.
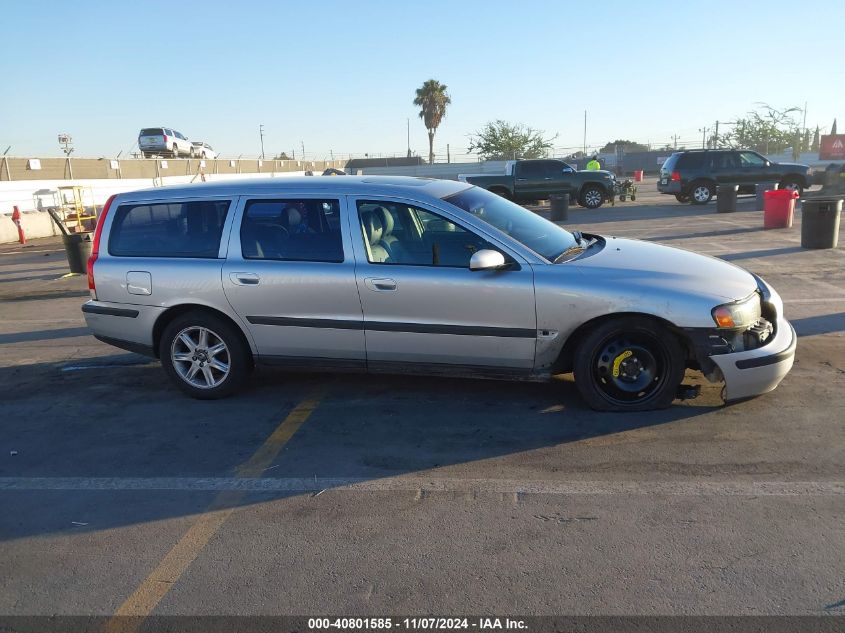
1,0,843,160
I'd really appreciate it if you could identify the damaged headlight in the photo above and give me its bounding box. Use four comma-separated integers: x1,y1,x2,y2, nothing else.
711,293,762,329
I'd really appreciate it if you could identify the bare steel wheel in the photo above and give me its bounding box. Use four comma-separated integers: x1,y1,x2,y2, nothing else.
160,311,250,399
573,316,685,411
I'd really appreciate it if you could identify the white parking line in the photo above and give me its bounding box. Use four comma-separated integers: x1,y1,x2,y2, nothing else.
0,477,842,496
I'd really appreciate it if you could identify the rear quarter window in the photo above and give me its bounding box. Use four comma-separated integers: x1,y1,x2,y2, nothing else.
678,153,707,169
661,153,680,171
108,200,231,258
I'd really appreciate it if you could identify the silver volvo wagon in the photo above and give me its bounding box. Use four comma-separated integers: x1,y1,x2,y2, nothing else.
82,176,795,411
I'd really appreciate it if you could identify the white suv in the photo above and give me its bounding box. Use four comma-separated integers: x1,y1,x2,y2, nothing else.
138,127,193,158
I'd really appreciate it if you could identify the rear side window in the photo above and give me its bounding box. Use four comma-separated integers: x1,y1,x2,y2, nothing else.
678,152,707,169
240,199,344,263
139,128,164,136
108,200,231,258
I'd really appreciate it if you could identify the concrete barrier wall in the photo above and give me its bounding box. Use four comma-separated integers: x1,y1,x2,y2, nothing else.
356,161,509,181
0,157,346,183
1,159,512,244
0,171,323,244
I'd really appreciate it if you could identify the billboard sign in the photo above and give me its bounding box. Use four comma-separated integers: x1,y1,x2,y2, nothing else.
820,135,845,160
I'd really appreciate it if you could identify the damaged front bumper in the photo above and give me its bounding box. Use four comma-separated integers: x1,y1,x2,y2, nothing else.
710,317,796,401
687,275,797,401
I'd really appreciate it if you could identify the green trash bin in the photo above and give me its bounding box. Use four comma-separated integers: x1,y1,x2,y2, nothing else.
801,197,842,249
62,232,93,274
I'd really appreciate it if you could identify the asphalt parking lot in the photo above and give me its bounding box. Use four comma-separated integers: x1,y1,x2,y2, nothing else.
1,181,844,625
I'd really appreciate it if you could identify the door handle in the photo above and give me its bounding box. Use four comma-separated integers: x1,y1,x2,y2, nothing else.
230,272,260,286
364,277,397,292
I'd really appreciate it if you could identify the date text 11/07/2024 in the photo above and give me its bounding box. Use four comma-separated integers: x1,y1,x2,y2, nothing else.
308,617,528,630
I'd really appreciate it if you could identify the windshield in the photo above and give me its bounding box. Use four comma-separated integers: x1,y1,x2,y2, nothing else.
442,186,578,261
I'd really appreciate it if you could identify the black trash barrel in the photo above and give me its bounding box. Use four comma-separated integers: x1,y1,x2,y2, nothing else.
550,194,569,221
717,185,738,213
755,182,778,211
62,232,93,274
801,197,842,249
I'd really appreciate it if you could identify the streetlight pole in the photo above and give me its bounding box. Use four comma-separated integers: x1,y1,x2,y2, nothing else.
406,118,410,158
259,124,265,160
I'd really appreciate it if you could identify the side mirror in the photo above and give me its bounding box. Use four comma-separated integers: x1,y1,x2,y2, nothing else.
470,249,507,271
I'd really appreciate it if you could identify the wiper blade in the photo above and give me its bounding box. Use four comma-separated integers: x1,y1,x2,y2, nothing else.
553,245,586,263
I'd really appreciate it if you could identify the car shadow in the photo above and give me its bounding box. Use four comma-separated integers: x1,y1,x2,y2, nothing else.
718,246,805,261
791,312,845,337
0,327,91,344
0,353,720,541
648,226,764,242
534,202,761,226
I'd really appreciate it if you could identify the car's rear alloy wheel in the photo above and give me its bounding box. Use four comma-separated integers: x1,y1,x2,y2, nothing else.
172,145,179,158
573,317,685,411
160,311,250,399
581,186,605,209
690,182,714,204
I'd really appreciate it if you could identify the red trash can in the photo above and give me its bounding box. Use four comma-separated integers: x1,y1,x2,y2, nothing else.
763,189,799,229
633,170,644,182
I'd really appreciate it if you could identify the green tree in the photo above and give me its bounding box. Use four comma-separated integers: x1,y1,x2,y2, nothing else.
467,120,556,161
599,139,648,153
811,126,820,152
413,79,451,165
723,104,802,154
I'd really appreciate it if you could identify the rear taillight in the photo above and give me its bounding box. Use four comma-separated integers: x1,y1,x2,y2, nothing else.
163,134,168,143
671,171,681,182
88,194,116,299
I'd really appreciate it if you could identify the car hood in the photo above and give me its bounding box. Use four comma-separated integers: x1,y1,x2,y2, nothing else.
773,161,809,171
578,169,615,177
572,237,758,301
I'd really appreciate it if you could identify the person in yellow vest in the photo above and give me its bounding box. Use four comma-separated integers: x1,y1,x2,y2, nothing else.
586,155,601,171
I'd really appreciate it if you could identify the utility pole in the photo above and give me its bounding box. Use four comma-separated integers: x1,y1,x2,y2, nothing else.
714,121,720,148
259,124,265,160
406,118,411,158
583,110,587,156
699,127,709,149
672,134,679,149
300,141,305,160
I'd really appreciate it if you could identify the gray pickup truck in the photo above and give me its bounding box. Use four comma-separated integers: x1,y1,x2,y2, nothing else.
459,159,616,209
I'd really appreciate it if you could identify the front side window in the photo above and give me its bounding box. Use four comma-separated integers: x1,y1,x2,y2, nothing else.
357,201,495,267
518,161,544,178
240,199,343,262
739,151,767,167
109,200,230,258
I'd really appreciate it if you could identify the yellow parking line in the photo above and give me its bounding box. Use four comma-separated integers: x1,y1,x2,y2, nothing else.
103,388,325,633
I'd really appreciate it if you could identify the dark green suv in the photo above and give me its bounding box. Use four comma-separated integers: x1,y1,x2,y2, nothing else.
657,149,811,204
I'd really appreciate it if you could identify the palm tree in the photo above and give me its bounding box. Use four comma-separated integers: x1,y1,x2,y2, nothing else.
413,79,451,165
